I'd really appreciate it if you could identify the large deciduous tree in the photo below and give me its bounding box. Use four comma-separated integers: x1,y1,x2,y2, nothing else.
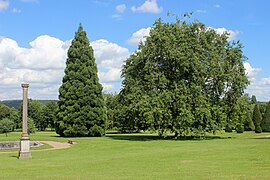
119,18,249,138
56,24,106,137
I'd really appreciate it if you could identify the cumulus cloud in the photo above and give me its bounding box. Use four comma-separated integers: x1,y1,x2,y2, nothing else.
92,39,130,90
116,4,126,13
0,35,67,70
0,0,9,11
214,4,221,8
127,27,151,45
246,77,270,102
209,27,239,41
0,36,130,99
243,62,270,101
131,0,162,14
243,62,261,78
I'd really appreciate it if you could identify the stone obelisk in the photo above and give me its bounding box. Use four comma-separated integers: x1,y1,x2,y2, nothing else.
18,83,32,159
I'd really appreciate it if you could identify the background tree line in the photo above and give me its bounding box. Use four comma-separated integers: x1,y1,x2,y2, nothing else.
0,100,58,136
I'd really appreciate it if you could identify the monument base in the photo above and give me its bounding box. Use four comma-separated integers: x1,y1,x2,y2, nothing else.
18,138,32,159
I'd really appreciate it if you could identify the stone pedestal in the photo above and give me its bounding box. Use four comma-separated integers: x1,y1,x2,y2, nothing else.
19,136,32,159
18,83,32,159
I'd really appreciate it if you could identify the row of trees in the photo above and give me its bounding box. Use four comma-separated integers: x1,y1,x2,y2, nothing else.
54,18,270,137
0,100,58,136
1,18,270,138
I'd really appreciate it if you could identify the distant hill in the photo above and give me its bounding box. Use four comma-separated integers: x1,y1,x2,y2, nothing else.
0,100,58,109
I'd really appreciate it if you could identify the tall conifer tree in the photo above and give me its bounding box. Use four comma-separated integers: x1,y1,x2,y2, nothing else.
56,24,106,137
253,104,262,133
261,101,270,132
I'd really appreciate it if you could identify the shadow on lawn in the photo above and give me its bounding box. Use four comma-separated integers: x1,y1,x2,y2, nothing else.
106,133,231,142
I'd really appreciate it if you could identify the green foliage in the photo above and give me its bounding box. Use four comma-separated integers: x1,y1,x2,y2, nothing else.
261,101,270,132
0,118,14,136
253,104,262,133
28,99,44,131
103,93,119,130
56,24,106,137
0,104,11,120
42,101,58,130
119,18,249,137
27,117,36,134
251,95,257,104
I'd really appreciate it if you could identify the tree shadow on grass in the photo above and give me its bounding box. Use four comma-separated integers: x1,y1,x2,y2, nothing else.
106,133,231,142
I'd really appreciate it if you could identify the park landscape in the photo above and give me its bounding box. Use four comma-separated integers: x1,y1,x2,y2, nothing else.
1,0,270,179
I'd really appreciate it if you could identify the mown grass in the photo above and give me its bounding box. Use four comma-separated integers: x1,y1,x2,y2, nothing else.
0,131,270,179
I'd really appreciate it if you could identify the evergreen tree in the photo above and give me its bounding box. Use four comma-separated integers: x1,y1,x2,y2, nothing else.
253,104,262,133
251,95,257,104
56,24,106,137
261,101,270,132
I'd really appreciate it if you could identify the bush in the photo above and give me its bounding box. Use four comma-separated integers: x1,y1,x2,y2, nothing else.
255,126,262,133
89,125,105,137
235,124,244,133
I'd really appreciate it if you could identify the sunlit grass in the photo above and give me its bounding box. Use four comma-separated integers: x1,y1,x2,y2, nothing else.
1,131,270,179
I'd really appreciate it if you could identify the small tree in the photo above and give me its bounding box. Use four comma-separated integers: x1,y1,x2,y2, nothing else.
0,118,14,137
27,117,36,134
251,95,257,104
261,101,270,132
252,104,262,133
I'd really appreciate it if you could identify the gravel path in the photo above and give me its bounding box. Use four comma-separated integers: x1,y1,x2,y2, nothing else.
0,141,72,154
39,141,71,150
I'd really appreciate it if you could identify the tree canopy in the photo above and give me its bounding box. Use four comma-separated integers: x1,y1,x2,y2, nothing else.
118,18,249,138
56,24,106,137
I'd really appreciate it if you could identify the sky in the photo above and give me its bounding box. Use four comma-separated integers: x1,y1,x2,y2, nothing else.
0,0,269,101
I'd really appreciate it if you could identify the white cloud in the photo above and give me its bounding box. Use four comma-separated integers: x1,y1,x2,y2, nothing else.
12,8,21,13
243,62,270,102
116,4,126,13
214,4,221,8
112,14,122,20
0,0,9,11
0,35,67,70
92,39,130,90
208,27,239,41
128,27,151,45
246,78,270,102
131,0,163,14
243,62,261,78
0,36,129,100
92,39,129,69
195,10,207,14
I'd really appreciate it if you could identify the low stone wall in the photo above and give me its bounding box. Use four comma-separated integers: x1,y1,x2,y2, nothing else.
0,141,43,150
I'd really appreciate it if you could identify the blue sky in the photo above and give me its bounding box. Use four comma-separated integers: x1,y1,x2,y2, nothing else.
0,0,269,101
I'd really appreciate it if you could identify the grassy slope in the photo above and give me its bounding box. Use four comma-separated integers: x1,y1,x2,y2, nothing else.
0,131,270,180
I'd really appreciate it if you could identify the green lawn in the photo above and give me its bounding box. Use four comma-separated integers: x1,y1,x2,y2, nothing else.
0,131,270,179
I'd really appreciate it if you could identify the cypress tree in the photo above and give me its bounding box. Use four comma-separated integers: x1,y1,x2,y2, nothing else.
261,101,270,132
56,24,106,137
252,104,262,133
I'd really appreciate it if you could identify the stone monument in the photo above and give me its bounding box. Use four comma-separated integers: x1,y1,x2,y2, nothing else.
18,83,32,159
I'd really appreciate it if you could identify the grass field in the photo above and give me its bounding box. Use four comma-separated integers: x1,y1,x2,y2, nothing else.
0,131,270,179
